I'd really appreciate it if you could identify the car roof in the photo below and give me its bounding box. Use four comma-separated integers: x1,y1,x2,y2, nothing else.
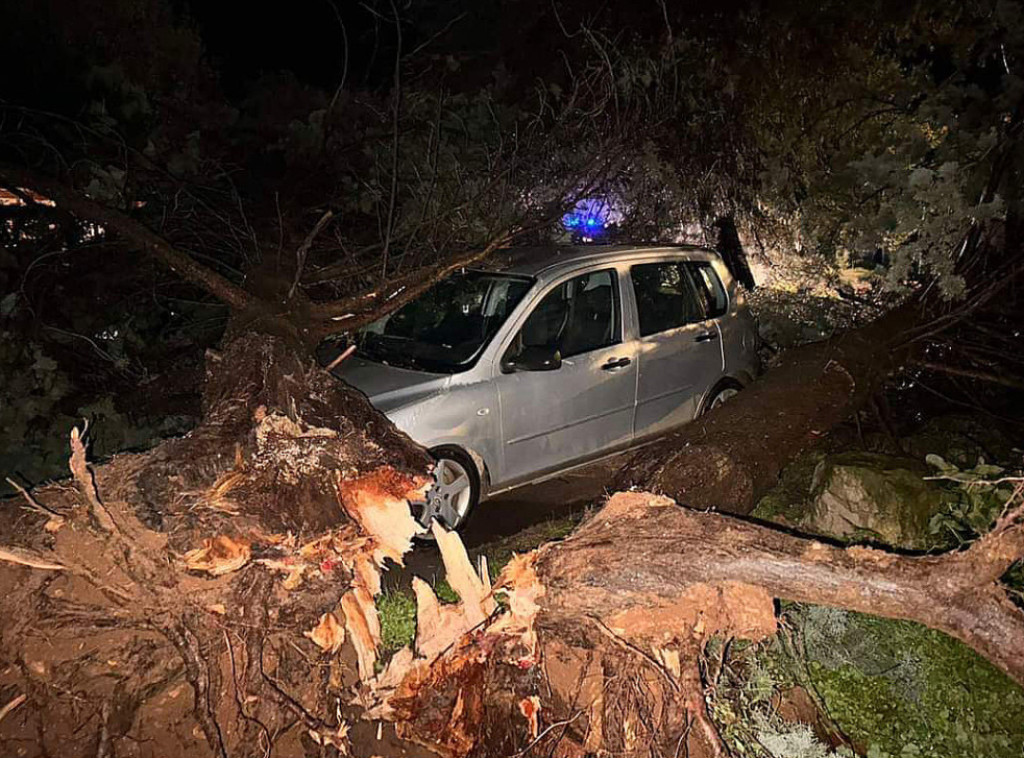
475,244,717,278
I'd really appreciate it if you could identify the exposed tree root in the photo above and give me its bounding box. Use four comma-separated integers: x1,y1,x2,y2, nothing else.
0,334,433,757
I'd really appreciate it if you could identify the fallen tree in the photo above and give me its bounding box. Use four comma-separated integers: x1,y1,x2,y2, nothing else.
620,301,921,514
375,488,1024,758
0,161,1022,758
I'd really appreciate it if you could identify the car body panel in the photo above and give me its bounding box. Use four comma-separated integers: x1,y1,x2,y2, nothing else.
384,378,501,489
495,337,637,487
334,244,760,502
632,320,724,439
338,357,450,415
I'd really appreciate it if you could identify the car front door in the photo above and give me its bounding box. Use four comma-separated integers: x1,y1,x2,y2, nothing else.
629,259,725,440
495,267,636,486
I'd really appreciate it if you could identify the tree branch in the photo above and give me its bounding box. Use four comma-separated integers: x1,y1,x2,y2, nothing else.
537,494,1024,685
289,209,335,299
0,163,259,314
911,359,1024,391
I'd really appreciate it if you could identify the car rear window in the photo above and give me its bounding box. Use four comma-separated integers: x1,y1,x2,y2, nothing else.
629,262,706,337
686,262,728,318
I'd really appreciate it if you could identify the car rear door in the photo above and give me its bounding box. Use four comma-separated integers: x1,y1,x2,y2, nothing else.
494,267,636,486
629,259,725,440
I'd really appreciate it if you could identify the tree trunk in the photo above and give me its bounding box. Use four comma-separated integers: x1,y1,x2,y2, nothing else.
622,301,920,514
380,489,1024,758
0,330,433,757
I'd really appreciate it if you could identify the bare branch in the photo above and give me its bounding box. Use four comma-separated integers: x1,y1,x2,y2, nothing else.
911,359,1024,391
289,210,335,299
380,0,403,279
0,162,259,313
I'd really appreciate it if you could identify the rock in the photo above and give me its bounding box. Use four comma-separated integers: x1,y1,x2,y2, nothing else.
752,451,824,525
804,452,949,548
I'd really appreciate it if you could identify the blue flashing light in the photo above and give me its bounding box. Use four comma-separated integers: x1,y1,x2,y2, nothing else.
562,198,612,236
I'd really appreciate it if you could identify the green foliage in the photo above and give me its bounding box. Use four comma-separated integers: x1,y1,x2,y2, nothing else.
707,638,849,758
925,454,1019,547
0,331,197,495
474,513,585,582
746,429,1024,758
0,336,75,488
711,603,1024,758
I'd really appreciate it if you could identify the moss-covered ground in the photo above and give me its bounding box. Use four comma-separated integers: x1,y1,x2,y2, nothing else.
783,606,1024,757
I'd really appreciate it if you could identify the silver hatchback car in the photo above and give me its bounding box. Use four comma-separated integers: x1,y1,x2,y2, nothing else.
336,245,759,531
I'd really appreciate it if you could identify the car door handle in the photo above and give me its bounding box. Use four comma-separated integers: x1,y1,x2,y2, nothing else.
695,331,718,343
601,357,632,370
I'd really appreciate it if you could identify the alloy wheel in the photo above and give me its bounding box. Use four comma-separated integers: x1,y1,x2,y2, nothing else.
415,456,474,532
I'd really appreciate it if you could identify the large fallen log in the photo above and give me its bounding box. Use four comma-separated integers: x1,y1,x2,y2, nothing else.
622,302,921,514
378,490,1024,758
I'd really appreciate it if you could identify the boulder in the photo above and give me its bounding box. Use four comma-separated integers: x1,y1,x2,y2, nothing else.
804,452,948,548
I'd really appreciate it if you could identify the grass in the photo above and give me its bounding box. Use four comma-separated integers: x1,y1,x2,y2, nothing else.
377,589,417,656
375,511,587,656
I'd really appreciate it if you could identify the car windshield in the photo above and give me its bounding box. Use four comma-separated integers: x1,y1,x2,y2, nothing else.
357,270,534,373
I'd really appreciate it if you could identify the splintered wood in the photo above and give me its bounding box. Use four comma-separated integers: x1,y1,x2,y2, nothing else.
363,522,546,736
69,425,118,533
182,465,425,673
333,467,429,679
338,468,427,565
431,520,497,623
183,535,252,576
409,522,497,660
342,586,382,680
305,611,346,653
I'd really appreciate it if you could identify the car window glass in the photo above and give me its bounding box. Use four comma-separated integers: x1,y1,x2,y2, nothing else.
630,262,705,337
359,271,532,372
513,269,620,359
686,262,728,318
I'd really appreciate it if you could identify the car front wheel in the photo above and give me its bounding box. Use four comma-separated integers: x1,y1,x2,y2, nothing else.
701,378,744,416
411,446,480,535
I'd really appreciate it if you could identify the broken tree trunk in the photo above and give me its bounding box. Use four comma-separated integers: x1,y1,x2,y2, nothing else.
381,490,1024,758
0,331,434,757
624,301,921,514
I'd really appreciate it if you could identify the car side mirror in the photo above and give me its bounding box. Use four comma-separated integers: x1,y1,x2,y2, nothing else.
502,345,562,373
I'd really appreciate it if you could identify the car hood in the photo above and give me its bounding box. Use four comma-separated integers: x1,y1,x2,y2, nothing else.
334,356,449,415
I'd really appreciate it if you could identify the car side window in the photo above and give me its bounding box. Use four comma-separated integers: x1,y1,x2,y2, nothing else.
686,262,728,318
509,269,621,360
630,262,706,337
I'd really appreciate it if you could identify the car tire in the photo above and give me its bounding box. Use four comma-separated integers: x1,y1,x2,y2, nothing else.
700,378,744,417
412,446,481,536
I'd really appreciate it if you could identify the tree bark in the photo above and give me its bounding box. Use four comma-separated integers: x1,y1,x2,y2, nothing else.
0,331,433,758
622,301,921,514
381,491,1024,758
538,493,1024,685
